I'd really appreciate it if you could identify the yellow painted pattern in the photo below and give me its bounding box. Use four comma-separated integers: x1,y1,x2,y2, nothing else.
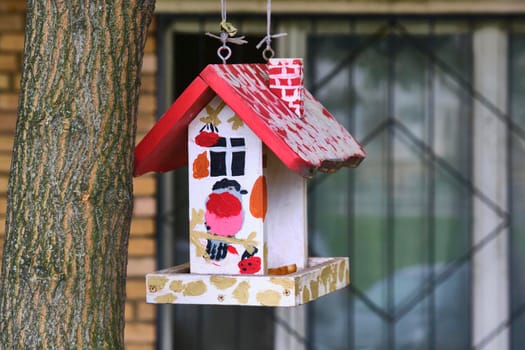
210,276,237,290
200,101,225,126
269,277,294,290
232,281,250,304
302,285,310,304
227,114,244,130
309,280,319,300
155,293,178,303
182,281,207,296
338,260,346,282
169,280,184,292
256,290,281,306
263,243,268,273
147,276,168,293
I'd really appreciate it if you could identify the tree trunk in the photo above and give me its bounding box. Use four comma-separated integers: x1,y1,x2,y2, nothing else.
0,1,155,348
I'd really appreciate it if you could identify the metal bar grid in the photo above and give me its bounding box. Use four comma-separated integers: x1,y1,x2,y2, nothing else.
386,24,396,350
507,18,525,350
426,20,436,350
306,18,517,350
347,18,357,350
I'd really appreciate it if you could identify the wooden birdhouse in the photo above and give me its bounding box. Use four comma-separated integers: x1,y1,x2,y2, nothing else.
134,59,365,306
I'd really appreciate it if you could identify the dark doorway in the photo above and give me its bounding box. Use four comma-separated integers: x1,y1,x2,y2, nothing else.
173,33,267,96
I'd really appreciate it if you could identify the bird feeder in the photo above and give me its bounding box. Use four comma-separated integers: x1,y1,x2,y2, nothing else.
134,59,365,306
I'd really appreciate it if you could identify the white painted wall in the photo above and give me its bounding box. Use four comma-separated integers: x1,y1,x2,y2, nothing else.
265,148,308,270
188,96,264,275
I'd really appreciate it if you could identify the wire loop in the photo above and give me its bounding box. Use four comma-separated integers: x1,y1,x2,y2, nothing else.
257,0,287,61
262,47,275,61
205,0,247,64
217,45,232,64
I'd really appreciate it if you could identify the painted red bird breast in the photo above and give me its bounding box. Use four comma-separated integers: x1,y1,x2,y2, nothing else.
206,192,242,217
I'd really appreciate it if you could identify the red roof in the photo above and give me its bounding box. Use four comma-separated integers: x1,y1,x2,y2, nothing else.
134,63,365,178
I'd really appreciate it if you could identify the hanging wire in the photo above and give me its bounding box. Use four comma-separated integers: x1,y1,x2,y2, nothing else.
205,0,247,64
256,0,287,61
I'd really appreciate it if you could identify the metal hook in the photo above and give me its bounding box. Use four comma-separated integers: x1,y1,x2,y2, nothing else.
217,45,232,64
262,47,275,61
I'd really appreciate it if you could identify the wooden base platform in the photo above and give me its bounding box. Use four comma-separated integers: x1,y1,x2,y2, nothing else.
145,257,349,307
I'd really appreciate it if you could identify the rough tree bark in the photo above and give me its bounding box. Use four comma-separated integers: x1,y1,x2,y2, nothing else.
0,1,155,348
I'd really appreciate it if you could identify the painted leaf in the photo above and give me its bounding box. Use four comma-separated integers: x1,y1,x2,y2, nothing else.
227,114,244,130
247,232,257,241
200,101,226,126
192,151,209,179
227,245,239,255
249,176,267,220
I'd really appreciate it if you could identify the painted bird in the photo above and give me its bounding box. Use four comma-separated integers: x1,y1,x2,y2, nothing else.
205,178,248,261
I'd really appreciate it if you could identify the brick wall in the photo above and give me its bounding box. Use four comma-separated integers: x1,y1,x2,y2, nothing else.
126,16,158,350
0,1,25,266
0,2,158,349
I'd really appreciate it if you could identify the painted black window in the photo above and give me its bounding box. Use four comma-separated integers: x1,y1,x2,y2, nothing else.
210,151,227,176
209,137,246,177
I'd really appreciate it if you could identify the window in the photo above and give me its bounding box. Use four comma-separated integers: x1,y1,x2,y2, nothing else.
209,137,246,177
306,21,472,350
156,15,525,350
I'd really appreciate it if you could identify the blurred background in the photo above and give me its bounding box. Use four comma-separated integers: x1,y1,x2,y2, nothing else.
1,1,525,349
